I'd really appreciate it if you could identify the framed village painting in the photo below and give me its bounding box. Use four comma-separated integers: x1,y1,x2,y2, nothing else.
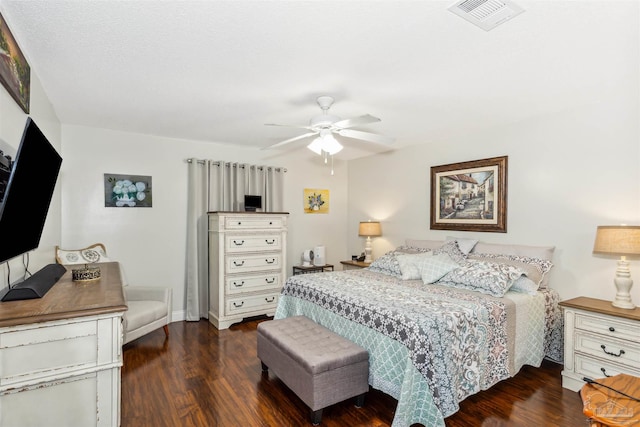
430,156,507,233
0,13,30,113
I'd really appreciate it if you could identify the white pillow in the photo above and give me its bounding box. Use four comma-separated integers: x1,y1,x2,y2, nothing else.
56,243,111,265
419,253,459,284
396,252,433,280
446,236,479,255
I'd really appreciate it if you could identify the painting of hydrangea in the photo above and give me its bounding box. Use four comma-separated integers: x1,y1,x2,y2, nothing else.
104,173,152,207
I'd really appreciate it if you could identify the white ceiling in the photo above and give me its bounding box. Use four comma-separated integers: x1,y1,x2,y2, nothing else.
0,1,636,159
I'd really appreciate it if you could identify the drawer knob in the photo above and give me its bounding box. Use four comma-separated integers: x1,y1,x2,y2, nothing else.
265,258,275,264
265,239,276,245
233,240,245,246
609,326,616,332
265,297,275,303
269,221,273,225
237,222,242,225
601,367,612,377
233,260,245,267
233,281,245,287
600,344,625,357
233,301,244,308
265,278,275,284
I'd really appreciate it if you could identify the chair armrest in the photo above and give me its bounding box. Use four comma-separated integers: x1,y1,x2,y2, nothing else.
124,286,171,303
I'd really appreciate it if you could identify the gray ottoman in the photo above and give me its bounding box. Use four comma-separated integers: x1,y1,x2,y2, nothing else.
257,315,369,425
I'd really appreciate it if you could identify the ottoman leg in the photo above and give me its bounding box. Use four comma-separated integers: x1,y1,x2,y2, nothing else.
310,408,323,425
354,393,366,408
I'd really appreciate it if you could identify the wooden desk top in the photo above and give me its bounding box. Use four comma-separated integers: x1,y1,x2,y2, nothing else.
0,262,127,328
340,260,371,268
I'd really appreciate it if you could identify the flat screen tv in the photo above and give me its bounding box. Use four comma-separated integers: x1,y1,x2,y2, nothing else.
0,118,62,264
244,195,262,212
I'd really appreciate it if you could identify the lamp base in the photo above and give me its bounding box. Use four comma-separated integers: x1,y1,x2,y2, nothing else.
613,257,635,309
364,237,373,263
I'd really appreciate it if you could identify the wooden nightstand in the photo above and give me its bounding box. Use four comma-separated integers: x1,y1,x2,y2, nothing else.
340,260,371,270
559,296,640,392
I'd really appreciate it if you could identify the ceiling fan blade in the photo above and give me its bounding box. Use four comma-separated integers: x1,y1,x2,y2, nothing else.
337,129,395,146
263,131,318,150
332,114,381,129
265,123,313,131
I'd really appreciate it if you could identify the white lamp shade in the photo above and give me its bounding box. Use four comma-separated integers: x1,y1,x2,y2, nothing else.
359,221,382,237
593,225,640,256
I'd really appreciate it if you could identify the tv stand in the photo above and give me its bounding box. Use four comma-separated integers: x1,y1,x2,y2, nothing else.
0,262,126,427
0,263,67,301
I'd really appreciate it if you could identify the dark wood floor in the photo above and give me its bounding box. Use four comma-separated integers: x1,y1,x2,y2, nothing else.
121,318,588,427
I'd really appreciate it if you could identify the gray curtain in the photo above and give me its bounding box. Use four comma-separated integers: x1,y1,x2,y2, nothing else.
185,160,285,320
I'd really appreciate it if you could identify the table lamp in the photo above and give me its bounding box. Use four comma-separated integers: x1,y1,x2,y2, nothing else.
359,221,382,263
593,225,640,309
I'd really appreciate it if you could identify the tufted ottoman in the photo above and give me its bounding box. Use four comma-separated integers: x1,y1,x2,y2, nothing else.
257,315,369,425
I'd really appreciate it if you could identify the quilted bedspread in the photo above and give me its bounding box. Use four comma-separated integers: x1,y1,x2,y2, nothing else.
275,269,561,427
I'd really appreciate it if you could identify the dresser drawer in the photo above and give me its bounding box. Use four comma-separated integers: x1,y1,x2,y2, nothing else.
226,253,282,273
225,273,281,294
574,330,640,366
575,312,640,344
0,319,99,387
225,292,279,316
574,352,640,379
225,233,282,253
224,216,285,230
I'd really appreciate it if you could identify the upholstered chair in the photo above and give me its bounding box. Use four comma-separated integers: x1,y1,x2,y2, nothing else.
55,243,172,345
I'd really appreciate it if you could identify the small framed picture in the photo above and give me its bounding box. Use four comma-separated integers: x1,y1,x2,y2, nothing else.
104,173,152,207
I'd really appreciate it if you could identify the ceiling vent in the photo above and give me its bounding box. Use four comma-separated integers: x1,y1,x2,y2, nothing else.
448,0,524,31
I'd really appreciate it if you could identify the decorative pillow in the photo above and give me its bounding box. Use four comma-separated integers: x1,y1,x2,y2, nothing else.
394,245,433,255
404,239,443,251
56,243,111,265
437,260,524,297
418,253,459,284
433,240,468,265
468,253,553,288
366,252,402,278
509,275,539,295
396,252,434,280
445,236,478,255
470,242,555,261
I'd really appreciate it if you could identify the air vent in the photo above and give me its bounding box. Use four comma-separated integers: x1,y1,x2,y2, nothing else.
448,0,524,31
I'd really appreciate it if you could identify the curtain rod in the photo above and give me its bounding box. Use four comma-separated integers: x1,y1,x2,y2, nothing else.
185,159,287,172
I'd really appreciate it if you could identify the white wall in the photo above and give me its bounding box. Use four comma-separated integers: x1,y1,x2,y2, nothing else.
61,125,349,320
0,68,61,289
347,87,640,302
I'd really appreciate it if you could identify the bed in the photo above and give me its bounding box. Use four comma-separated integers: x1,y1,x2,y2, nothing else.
274,239,563,427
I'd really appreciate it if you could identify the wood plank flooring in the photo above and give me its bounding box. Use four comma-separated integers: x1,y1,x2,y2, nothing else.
121,318,588,427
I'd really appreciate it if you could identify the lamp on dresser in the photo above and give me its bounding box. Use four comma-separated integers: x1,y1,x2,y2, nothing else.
593,225,640,309
359,220,381,263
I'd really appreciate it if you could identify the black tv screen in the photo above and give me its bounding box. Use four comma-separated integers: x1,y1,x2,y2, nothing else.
0,118,62,263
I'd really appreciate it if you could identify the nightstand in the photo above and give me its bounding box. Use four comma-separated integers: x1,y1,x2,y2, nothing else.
559,296,640,392
340,260,371,270
292,264,334,275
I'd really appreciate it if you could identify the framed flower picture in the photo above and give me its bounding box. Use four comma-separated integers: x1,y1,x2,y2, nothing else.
104,173,152,207
304,188,329,214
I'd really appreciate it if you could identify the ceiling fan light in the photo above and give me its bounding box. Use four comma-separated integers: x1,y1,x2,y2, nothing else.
322,136,343,155
307,137,324,155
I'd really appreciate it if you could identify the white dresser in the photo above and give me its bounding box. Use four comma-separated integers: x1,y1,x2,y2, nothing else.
208,212,289,330
560,296,640,392
0,262,126,427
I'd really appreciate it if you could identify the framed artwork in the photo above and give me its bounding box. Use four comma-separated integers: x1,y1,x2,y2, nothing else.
304,188,329,214
0,13,30,113
104,173,152,207
430,156,507,233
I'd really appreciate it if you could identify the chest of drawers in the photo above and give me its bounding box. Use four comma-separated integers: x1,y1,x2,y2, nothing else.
208,212,288,329
560,296,640,391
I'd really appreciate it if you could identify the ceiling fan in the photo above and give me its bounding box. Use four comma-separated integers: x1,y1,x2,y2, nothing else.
264,96,395,155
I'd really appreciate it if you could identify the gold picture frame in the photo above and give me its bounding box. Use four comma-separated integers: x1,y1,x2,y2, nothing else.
304,188,329,214
430,156,507,233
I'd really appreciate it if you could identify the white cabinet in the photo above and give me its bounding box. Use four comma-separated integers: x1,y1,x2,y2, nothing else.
208,212,288,330
0,262,126,427
560,296,640,392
